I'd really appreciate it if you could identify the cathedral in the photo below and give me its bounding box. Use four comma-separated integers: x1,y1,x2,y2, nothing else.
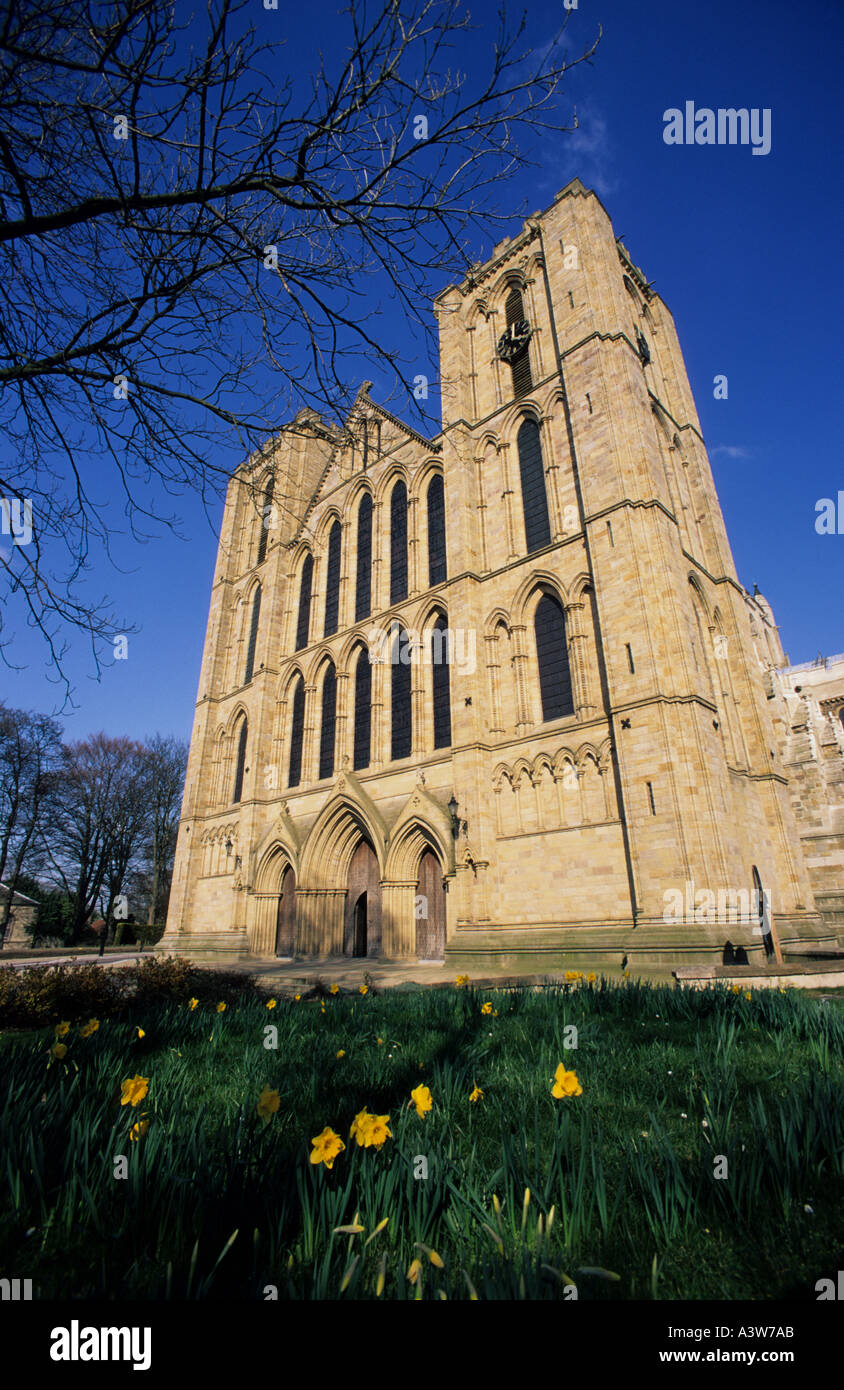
160,177,840,970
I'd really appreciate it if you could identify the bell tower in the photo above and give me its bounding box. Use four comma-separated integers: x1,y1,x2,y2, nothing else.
433,177,827,958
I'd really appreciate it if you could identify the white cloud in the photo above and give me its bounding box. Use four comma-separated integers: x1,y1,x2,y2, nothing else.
711,445,751,460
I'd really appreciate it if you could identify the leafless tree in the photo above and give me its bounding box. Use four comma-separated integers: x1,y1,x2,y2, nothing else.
140,732,187,924
40,732,145,940
0,0,599,690
0,703,63,937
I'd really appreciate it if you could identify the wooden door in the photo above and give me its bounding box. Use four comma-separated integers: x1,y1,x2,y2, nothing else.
275,866,296,957
416,849,445,961
344,839,381,956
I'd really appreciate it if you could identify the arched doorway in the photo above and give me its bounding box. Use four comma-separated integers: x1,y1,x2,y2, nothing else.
416,849,446,961
275,865,297,957
344,839,381,957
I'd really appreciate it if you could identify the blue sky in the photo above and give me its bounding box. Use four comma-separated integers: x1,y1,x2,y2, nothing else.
3,0,843,742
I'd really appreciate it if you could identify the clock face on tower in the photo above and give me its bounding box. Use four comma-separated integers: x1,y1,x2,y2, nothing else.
496,318,532,362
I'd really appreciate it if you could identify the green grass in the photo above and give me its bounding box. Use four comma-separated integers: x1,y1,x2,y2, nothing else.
1,978,842,1300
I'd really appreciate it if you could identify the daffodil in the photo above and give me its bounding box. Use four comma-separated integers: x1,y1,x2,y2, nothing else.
551,1063,582,1099
409,1084,433,1119
294,993,302,1002
216,1001,226,1013
365,1115,392,1149
310,1127,345,1170
455,974,470,987
359,984,368,996
407,1258,423,1285
330,984,339,995
376,1037,384,1046
54,1021,70,1038
257,1086,281,1120
129,1116,149,1142
80,1019,100,1038
266,998,277,1010
120,1074,150,1108
469,1084,484,1103
350,1108,374,1146
587,973,597,984
50,1042,67,1060
188,998,198,1010
136,1028,145,1039
481,1002,492,1015
336,1049,346,1059
743,991,752,1001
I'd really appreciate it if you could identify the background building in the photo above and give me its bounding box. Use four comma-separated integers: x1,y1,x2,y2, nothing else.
161,179,838,970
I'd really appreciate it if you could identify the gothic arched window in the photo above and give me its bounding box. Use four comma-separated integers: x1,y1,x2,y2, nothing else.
535,593,574,722
506,285,533,397
431,613,452,749
318,662,337,780
427,474,446,586
232,717,248,804
288,678,305,788
391,625,412,760
323,521,342,637
355,494,373,621
295,553,313,651
243,585,262,683
390,480,408,604
517,418,551,553
256,476,274,566
353,647,372,771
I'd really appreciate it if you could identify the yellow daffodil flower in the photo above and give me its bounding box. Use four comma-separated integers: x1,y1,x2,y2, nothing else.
409,1084,433,1119
481,1002,492,1015
50,1043,67,1060
54,1021,70,1038
188,998,198,1010
310,1127,345,1170
216,1001,226,1013
120,1074,150,1108
551,1063,583,1099
80,1019,100,1038
257,1086,281,1120
469,1085,484,1103
266,999,277,1010
129,1116,149,1142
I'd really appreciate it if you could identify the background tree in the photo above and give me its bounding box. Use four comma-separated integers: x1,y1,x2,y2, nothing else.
41,733,145,942
98,740,152,938
140,734,188,927
0,0,598,686
0,704,63,939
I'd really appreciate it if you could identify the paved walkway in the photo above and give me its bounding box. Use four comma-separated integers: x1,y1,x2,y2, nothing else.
0,952,145,971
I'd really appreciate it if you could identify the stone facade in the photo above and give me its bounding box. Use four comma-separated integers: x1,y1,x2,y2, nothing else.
0,884,40,948
765,648,844,936
160,178,838,970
